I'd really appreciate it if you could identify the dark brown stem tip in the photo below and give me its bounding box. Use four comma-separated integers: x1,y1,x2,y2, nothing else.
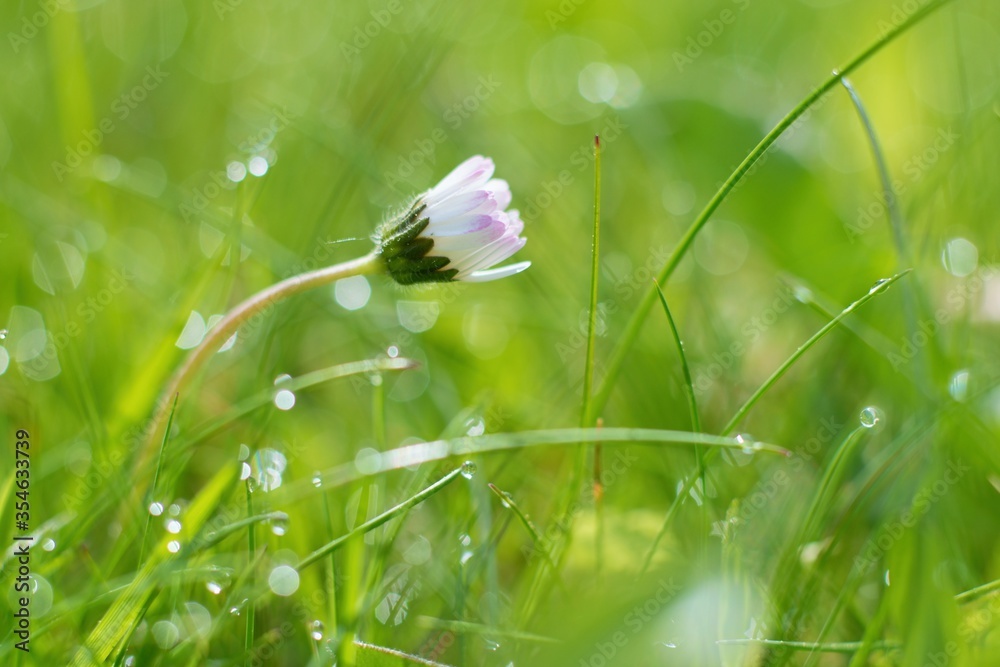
594,134,600,148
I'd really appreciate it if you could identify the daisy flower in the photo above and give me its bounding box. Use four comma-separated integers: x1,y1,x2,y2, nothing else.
377,155,530,285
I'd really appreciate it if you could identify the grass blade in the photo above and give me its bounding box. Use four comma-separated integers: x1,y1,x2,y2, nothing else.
590,0,955,419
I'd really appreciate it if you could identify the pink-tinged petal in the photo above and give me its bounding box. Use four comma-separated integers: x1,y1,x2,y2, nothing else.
453,236,526,277
464,261,531,282
426,156,494,204
425,213,496,237
429,219,507,251
425,189,489,219
484,178,511,210
503,209,524,237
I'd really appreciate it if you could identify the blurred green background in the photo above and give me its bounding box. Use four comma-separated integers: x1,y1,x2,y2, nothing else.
2,0,1000,664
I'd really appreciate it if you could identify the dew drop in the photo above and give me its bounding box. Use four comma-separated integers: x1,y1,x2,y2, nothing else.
500,491,513,508
123,656,135,667
42,538,55,551
274,389,296,411
369,373,383,387
312,473,323,488
387,345,399,358
869,278,889,293
949,370,970,402
466,417,486,436
735,433,757,455
165,519,182,534
168,503,182,516
270,514,290,536
206,581,223,595
238,443,250,461
0,329,7,340
793,285,813,303
310,620,325,641
167,540,181,553
148,502,164,517
460,461,478,479
240,462,252,480
268,565,300,596
459,533,472,547
860,406,884,429
483,638,501,652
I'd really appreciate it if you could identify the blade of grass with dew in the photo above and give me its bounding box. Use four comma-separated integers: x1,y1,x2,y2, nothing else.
355,640,453,667
840,76,936,394
139,393,178,565
638,272,910,574
244,481,256,667
416,617,559,645
182,357,418,449
717,638,900,654
278,428,790,507
590,0,955,420
654,283,708,558
487,482,565,592
722,270,910,434
299,468,463,571
70,463,237,666
557,133,603,581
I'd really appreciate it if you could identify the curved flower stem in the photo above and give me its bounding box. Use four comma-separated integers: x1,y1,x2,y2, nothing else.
135,252,382,481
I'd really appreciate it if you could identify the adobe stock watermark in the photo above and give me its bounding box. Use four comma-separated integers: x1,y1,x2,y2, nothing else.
877,0,935,38
692,285,799,395
520,114,627,225
384,76,502,191
179,106,297,224
556,243,672,363
844,127,958,242
672,0,751,72
7,0,71,54
852,458,969,576
521,448,638,564
887,265,996,371
713,416,844,538
24,269,136,377
578,578,682,667
339,0,405,62
52,65,169,181
545,0,587,29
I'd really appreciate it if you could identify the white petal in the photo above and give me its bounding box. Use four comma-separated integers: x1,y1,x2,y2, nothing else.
424,190,493,221
425,213,497,237
452,236,526,277
426,156,494,204
484,179,512,210
464,261,532,282
429,219,506,251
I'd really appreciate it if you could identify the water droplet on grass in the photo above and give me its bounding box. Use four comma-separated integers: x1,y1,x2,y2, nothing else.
165,519,182,534
735,433,758,455
268,565,300,596
461,461,477,479
949,370,970,401
270,515,289,536
206,581,223,595
148,502,164,516
274,389,296,411
0,329,7,340
869,278,889,293
310,620,325,641
860,406,883,429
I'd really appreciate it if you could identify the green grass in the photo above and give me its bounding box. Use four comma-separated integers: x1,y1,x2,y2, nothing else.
3,0,1000,665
